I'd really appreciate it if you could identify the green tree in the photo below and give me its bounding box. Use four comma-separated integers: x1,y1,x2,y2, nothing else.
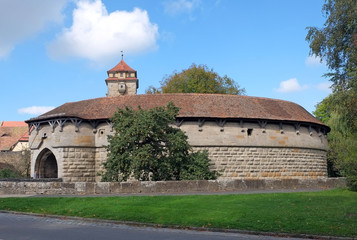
312,95,332,123
146,64,245,95
307,0,357,190
306,0,357,91
102,102,218,182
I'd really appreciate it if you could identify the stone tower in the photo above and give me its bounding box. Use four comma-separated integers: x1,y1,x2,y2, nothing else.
105,59,138,97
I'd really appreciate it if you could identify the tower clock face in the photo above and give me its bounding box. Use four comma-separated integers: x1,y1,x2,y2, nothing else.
118,82,126,94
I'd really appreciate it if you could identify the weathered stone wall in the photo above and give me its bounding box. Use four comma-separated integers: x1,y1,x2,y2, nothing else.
0,152,23,167
180,121,328,150
62,147,96,182
59,147,107,182
0,178,346,195
0,151,30,175
106,80,137,97
29,119,329,182
194,147,327,179
94,148,107,182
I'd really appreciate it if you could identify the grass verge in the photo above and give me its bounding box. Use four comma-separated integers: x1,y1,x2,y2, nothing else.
0,189,356,237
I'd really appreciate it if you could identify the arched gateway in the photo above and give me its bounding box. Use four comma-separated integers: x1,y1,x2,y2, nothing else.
35,148,58,178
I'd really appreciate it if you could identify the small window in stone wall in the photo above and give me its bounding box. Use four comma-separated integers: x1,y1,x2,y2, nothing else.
99,129,105,137
247,128,253,136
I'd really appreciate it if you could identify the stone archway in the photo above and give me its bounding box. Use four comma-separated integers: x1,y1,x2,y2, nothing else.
35,148,58,178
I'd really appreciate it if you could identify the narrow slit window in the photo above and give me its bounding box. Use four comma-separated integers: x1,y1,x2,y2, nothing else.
247,128,253,136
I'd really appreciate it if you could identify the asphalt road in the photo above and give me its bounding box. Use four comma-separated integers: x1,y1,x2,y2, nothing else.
0,212,306,240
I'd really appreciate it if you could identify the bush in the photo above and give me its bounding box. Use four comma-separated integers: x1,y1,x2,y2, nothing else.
0,169,21,178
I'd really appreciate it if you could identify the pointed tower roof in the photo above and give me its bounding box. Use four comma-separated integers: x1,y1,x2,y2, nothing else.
107,59,136,73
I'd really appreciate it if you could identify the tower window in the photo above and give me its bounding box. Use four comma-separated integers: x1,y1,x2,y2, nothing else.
120,73,123,77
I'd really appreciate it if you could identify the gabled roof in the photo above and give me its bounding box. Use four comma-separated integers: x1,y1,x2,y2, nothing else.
0,123,28,151
107,59,136,73
27,93,328,129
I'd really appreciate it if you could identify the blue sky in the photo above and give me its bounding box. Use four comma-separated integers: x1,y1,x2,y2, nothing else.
0,0,331,121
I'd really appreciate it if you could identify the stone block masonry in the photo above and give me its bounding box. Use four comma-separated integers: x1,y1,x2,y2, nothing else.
193,146,327,179
28,118,329,182
0,178,346,195
62,147,97,182
59,146,327,182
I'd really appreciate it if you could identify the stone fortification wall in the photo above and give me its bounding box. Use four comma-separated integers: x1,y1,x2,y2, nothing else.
194,147,327,179
180,121,327,150
29,119,328,182
62,147,96,182
61,147,107,182
0,178,346,195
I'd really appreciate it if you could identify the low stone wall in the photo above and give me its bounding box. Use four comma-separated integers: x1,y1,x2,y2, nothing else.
0,178,346,196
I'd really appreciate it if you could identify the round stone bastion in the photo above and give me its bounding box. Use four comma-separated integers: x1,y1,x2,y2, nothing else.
26,94,329,182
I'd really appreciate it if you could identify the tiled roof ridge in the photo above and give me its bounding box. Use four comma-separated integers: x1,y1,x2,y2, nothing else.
1,121,27,127
27,93,326,129
102,93,302,107
30,93,302,112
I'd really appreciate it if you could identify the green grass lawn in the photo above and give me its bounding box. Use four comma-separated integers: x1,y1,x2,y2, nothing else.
0,189,356,237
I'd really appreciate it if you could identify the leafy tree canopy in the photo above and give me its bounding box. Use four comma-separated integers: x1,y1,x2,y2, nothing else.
102,102,218,182
308,0,357,190
306,0,357,91
146,64,246,95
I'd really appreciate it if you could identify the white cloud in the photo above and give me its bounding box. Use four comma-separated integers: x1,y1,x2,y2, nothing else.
0,0,66,58
276,78,308,93
18,106,55,115
47,0,159,65
305,55,322,66
317,82,332,92
163,0,201,16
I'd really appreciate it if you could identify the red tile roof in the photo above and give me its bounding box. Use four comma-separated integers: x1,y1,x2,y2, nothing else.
27,94,327,128
1,121,27,127
107,59,136,73
19,132,29,142
0,125,28,151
